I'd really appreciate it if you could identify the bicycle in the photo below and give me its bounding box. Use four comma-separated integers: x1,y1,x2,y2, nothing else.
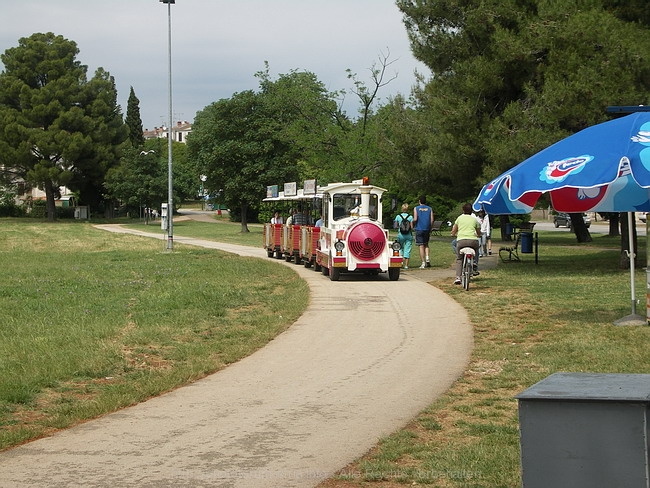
459,246,476,291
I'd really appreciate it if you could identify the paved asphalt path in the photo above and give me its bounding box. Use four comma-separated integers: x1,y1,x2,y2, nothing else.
0,221,474,488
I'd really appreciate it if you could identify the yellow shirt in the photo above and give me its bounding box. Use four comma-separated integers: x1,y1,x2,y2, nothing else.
455,214,479,240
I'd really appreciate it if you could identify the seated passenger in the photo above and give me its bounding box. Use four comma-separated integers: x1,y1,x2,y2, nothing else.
285,208,296,226
292,209,309,225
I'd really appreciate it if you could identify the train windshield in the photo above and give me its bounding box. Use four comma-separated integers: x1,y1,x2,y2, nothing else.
331,193,378,221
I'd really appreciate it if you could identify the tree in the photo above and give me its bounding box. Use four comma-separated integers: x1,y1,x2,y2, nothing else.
125,87,145,148
0,32,127,220
188,68,342,231
346,50,398,142
67,67,128,214
255,64,347,184
104,138,195,217
189,90,292,232
396,1,650,210
370,94,429,191
104,144,165,219
327,52,405,184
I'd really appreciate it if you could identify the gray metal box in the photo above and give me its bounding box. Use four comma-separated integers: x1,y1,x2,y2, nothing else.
516,372,650,488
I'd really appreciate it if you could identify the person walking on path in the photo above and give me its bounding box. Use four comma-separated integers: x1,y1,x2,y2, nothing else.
478,209,491,256
394,203,414,269
451,203,482,285
413,195,434,269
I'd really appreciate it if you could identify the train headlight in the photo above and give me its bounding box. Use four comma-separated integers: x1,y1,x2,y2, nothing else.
391,241,401,256
334,240,345,256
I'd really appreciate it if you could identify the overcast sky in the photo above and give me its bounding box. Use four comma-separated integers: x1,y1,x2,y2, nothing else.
0,0,428,131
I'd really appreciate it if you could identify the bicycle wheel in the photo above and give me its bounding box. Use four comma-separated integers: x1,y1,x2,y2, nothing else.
461,253,471,291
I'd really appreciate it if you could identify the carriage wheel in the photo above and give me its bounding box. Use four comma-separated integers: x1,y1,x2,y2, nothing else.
388,268,400,281
329,266,340,281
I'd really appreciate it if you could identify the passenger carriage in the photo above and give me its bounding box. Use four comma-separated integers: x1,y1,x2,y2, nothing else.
263,188,322,266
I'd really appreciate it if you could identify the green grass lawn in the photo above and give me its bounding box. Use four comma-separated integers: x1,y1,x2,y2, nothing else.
0,219,307,450
2,217,649,488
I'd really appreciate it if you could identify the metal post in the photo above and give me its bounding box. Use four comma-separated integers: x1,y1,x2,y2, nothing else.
161,0,175,250
627,211,636,315
606,106,647,325
614,212,645,325
200,175,207,211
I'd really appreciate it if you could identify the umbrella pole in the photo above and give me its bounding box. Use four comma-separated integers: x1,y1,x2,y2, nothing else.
614,212,646,325
628,211,636,315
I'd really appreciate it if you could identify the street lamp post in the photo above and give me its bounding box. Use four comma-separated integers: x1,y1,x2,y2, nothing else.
160,0,175,250
199,174,207,210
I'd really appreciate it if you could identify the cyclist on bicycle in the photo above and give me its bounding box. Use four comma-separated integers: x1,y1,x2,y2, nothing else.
450,203,482,285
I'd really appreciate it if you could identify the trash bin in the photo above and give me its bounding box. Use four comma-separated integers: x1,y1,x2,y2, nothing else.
520,232,533,253
516,372,650,488
505,223,515,236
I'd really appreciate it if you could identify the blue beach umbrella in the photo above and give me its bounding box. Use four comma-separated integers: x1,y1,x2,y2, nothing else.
474,112,650,215
473,112,650,324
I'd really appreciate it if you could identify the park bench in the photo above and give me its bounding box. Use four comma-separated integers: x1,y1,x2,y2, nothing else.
499,232,521,262
499,222,538,263
431,220,444,236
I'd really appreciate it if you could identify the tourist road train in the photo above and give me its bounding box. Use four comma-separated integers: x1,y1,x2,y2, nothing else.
263,178,402,281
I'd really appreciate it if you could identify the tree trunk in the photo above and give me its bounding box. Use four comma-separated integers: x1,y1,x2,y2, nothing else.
608,213,620,236
619,212,638,269
44,183,57,222
569,213,591,243
499,215,513,241
104,200,115,219
240,202,250,233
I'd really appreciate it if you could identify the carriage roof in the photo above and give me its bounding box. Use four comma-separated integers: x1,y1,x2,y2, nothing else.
262,180,386,202
319,181,387,196
262,188,323,202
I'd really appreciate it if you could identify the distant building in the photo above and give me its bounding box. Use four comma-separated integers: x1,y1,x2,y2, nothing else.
12,182,77,208
1,165,75,208
143,121,192,144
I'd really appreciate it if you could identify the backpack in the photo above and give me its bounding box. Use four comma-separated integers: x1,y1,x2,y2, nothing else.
399,213,411,234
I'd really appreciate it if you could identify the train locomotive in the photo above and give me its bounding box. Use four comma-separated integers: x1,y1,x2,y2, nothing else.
263,179,402,281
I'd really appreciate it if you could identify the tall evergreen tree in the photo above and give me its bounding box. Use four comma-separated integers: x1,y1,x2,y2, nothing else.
0,32,127,219
125,86,145,148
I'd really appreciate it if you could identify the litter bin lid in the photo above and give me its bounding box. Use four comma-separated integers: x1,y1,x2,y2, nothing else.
516,372,650,402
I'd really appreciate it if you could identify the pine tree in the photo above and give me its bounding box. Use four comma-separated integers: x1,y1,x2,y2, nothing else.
0,32,127,220
125,86,145,148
